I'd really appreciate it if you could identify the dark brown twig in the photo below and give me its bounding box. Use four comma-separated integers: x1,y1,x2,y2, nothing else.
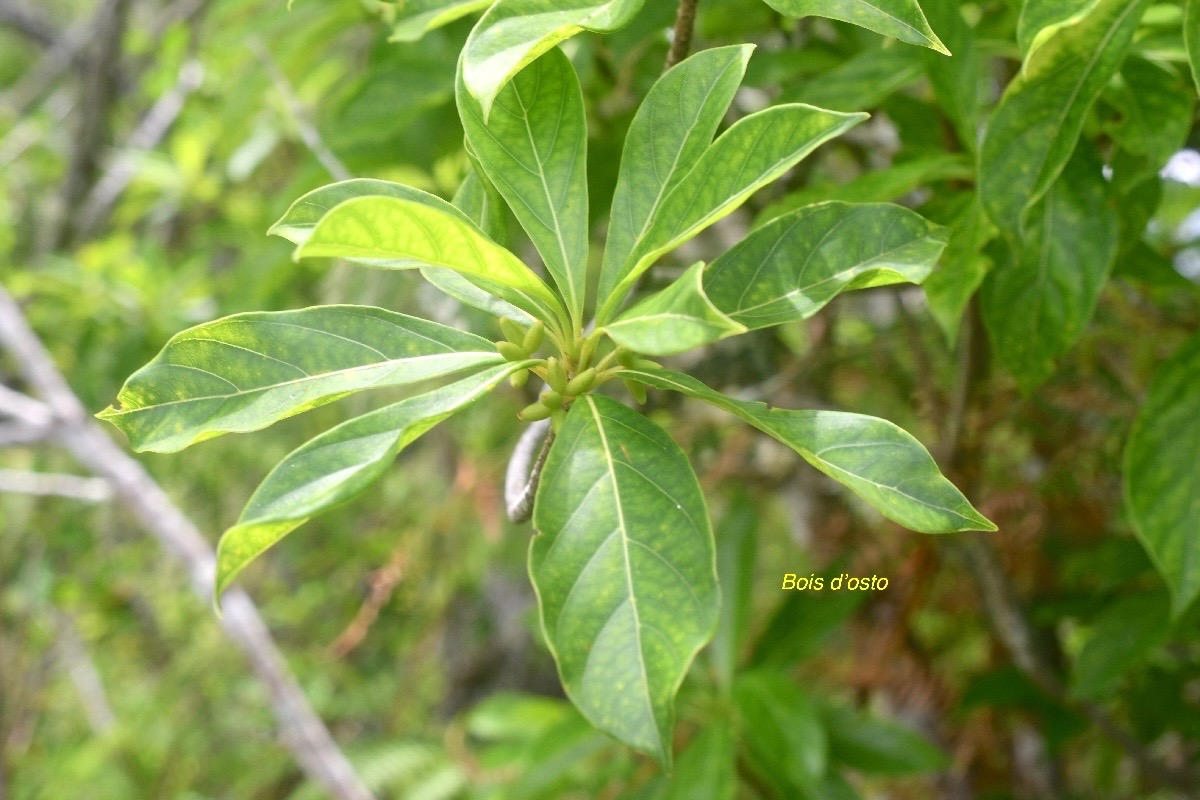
665,0,699,69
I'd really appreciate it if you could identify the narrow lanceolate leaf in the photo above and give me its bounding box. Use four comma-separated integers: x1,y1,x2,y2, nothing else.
703,202,948,330
598,105,868,322
297,196,569,333
605,262,746,356
981,149,1116,391
1188,0,1200,94
97,306,502,453
599,45,754,303
760,0,949,54
216,363,529,601
1124,331,1200,615
1017,0,1096,55
735,672,826,792
531,395,719,766
461,0,645,117
271,178,532,323
389,0,493,42
458,48,589,325
979,0,1147,234
622,367,996,533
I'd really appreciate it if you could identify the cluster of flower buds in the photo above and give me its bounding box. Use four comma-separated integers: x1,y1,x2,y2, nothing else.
518,356,598,427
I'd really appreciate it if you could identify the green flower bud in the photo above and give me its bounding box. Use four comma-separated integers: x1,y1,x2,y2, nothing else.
522,320,545,353
497,341,526,361
500,318,527,346
509,369,530,389
546,358,568,393
540,389,563,408
551,408,566,431
624,378,647,405
519,402,553,421
565,367,596,396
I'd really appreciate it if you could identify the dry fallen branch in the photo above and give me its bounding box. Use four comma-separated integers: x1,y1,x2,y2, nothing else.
0,284,376,800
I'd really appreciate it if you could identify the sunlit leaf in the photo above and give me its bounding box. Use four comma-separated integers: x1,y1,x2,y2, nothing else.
1124,330,1200,615
605,262,745,356
760,0,949,54
979,0,1147,233
98,306,502,453
1017,0,1095,55
461,0,644,117
389,0,493,42
1188,0,1200,93
458,48,589,325
297,195,570,332
215,362,530,600
531,395,719,766
600,45,753,303
621,367,996,533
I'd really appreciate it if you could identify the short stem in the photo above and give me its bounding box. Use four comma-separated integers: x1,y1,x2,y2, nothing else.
665,0,700,69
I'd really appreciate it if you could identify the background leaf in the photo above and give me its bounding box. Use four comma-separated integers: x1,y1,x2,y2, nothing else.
822,703,948,775
1124,330,1200,615
735,671,827,792
979,0,1147,233
530,395,719,766
981,147,1117,391
98,306,502,453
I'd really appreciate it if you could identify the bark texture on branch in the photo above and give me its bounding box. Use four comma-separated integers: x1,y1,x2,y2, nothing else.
0,285,375,800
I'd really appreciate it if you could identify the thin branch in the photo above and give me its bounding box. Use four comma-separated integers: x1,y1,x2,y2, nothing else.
0,284,376,800
76,59,206,237
0,0,61,48
504,419,553,523
665,0,700,69
55,610,117,732
0,468,112,503
252,39,350,182
0,383,52,427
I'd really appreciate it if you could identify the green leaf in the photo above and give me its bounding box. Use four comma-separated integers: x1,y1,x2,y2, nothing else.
1017,0,1095,56
458,48,589,326
782,46,924,113
452,167,508,246
735,672,827,792
1070,591,1171,700
389,0,493,42
709,494,758,692
1188,0,1200,93
979,0,1147,233
1125,330,1200,615
270,178,532,323
660,726,736,800
215,362,529,600
296,195,569,333
750,573,866,667
530,395,719,766
757,154,974,227
97,306,503,453
461,0,645,117
920,0,980,151
822,703,948,775
760,0,950,54
922,194,995,345
597,105,869,321
600,45,753,304
605,262,746,356
1104,57,1195,173
981,147,1117,391
703,202,948,331
619,367,996,533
